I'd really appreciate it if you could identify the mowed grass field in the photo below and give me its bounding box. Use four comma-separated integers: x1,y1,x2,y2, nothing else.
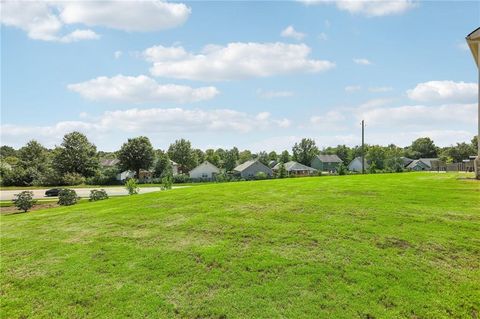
1,173,479,318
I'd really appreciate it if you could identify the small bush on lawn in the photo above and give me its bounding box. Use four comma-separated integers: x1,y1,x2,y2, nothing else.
161,175,173,190
58,189,79,206
12,191,36,213
89,189,109,201
125,178,139,195
173,174,190,184
62,173,86,186
338,164,346,175
255,172,268,180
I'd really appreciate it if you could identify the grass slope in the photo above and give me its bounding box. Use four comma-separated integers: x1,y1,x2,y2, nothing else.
1,173,479,318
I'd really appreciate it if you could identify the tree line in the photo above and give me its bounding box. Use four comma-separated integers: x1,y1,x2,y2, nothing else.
0,131,477,187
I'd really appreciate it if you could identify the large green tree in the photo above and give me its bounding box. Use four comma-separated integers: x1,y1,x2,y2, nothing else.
224,149,238,172
292,138,319,166
407,137,438,159
53,132,99,177
0,146,17,159
168,139,196,173
205,149,221,167
442,142,476,163
279,150,290,163
118,136,155,178
366,145,387,170
153,150,171,178
238,150,252,164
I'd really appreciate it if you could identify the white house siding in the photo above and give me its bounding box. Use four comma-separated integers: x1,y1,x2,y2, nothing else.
189,161,220,180
348,157,368,172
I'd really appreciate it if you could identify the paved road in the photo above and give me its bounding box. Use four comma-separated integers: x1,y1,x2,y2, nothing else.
0,186,186,201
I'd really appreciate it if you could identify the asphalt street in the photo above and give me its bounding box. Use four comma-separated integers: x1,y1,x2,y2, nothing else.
0,186,186,201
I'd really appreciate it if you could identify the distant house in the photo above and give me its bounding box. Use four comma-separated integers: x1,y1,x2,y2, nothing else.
348,157,369,172
311,154,343,172
268,160,277,168
273,161,317,176
117,170,135,181
400,157,413,167
100,158,120,168
233,160,273,179
189,161,220,180
170,160,179,176
406,158,439,171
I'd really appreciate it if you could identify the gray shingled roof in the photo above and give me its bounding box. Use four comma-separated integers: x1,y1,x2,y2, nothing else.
315,154,343,163
273,161,317,172
233,160,257,172
100,158,119,167
407,158,438,169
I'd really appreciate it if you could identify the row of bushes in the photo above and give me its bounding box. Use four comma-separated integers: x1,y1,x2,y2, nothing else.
12,188,109,213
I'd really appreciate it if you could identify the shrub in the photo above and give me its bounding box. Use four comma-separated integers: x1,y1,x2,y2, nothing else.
58,189,78,206
89,189,109,201
62,172,86,186
338,164,346,176
12,191,36,212
161,175,173,190
172,174,190,184
255,172,268,180
86,168,120,185
214,172,229,182
277,162,287,178
125,178,139,195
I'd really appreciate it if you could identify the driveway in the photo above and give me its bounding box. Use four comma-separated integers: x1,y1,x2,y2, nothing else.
0,186,186,201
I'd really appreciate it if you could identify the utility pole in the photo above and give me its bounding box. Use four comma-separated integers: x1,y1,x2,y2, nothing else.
361,120,365,174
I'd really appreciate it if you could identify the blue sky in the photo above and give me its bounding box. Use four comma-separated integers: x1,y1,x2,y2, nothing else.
1,0,479,152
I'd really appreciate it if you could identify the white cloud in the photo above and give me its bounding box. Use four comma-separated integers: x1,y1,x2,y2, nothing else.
68,75,219,104
353,58,372,65
369,86,393,93
457,42,469,51
356,103,476,128
358,98,392,109
145,42,335,81
59,29,100,43
299,0,416,17
318,32,328,41
1,1,190,42
280,25,306,41
309,110,346,130
274,119,292,128
1,107,290,147
59,1,190,32
257,89,294,99
345,85,361,93
407,80,477,103
114,51,122,59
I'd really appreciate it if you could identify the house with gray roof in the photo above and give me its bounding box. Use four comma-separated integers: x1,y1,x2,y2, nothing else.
311,154,343,172
234,160,273,179
400,157,413,167
273,161,317,176
406,158,439,171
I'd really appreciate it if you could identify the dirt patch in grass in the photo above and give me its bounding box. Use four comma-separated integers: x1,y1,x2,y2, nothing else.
375,237,412,250
0,202,59,215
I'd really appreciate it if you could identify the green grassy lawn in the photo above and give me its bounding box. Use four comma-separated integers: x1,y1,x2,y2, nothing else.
1,173,479,318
